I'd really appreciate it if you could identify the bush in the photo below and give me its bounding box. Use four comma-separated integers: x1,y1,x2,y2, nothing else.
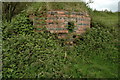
2,13,66,78
2,13,34,40
75,22,118,63
2,32,67,78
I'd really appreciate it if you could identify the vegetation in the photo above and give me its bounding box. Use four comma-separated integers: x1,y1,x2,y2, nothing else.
2,2,119,78
2,2,32,22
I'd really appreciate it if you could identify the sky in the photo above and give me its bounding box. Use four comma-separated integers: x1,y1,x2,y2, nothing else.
85,0,119,12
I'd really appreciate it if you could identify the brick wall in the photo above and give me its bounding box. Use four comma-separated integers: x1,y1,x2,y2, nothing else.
46,10,90,34
29,10,91,39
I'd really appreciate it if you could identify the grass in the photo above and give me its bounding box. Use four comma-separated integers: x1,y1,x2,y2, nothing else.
2,2,119,78
91,11,118,27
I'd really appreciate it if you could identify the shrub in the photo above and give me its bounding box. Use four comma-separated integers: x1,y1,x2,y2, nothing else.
75,22,118,63
2,13,34,40
2,32,66,78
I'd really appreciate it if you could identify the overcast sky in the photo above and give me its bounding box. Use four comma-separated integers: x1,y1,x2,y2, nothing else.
85,0,119,12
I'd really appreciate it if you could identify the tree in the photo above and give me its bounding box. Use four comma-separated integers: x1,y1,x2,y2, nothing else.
2,2,19,22
86,0,94,5
2,2,31,22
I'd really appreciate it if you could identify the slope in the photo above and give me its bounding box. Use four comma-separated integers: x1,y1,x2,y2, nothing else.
2,2,119,78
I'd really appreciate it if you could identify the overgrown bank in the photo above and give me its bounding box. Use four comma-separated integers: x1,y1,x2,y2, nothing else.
2,2,119,78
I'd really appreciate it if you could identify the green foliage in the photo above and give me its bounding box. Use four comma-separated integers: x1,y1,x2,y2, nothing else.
2,13,34,39
90,10,118,27
11,13,34,34
3,32,67,78
76,26,118,62
2,2,119,78
26,2,46,15
2,2,32,22
72,23,118,78
2,12,65,78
